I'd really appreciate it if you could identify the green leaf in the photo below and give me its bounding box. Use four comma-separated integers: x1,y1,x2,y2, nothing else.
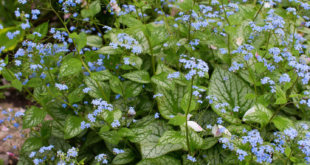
118,128,136,137
68,87,85,104
168,115,187,126
123,81,143,98
26,78,43,87
20,137,43,153
96,46,124,55
84,76,111,101
90,70,112,81
87,35,103,47
82,131,102,149
156,84,187,119
140,142,182,159
123,55,143,70
81,0,101,18
99,130,122,145
0,27,24,52
243,104,273,127
272,117,295,131
151,72,175,90
100,126,110,133
150,25,167,47
110,76,123,95
112,148,135,165
128,128,151,143
275,98,287,105
101,109,122,124
12,79,22,91
46,100,74,121
33,22,48,39
244,93,255,100
202,137,218,150
203,144,229,165
181,92,196,113
41,121,52,139
157,131,185,146
178,0,193,11
64,116,84,139
59,58,82,77
119,15,143,28
137,156,181,165
180,125,203,151
208,67,254,124
122,70,151,83
224,26,237,37
22,106,47,129
255,63,267,74
285,147,291,157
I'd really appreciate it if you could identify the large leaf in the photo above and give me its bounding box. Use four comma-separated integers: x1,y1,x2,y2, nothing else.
59,58,82,77
20,137,43,153
110,76,123,95
122,70,151,83
26,78,43,87
70,32,87,52
272,117,295,131
156,84,187,119
22,106,47,129
112,148,135,165
203,144,229,165
208,67,254,124
150,25,167,47
64,116,84,139
202,137,218,150
137,156,181,165
157,131,185,145
84,76,111,101
243,103,273,127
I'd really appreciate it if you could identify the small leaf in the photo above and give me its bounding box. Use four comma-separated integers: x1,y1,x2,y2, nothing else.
168,115,186,126
285,147,291,157
123,55,143,70
23,107,47,129
96,46,124,55
33,22,48,39
123,81,143,98
26,78,43,87
118,128,136,137
112,148,135,165
275,98,287,105
41,121,52,139
255,63,267,74
272,117,295,131
81,0,101,18
181,93,196,113
122,70,151,83
20,137,43,153
59,58,82,77
99,130,122,145
12,79,22,91
110,76,123,95
137,156,181,165
243,104,273,127
202,137,218,150
157,131,185,146
100,126,110,133
244,93,255,100
87,35,103,47
64,116,84,139
151,72,175,90
68,87,85,104
84,76,111,101
90,70,112,81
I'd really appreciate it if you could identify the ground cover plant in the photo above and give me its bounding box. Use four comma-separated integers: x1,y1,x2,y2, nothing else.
1,0,310,164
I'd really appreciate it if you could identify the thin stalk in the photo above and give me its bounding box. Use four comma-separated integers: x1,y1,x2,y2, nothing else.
185,78,194,155
260,103,288,131
253,2,264,21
